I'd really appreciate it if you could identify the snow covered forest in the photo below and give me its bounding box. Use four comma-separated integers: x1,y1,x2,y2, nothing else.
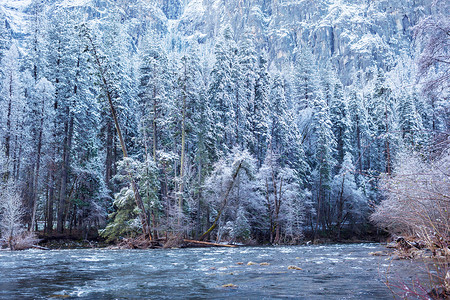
0,0,448,245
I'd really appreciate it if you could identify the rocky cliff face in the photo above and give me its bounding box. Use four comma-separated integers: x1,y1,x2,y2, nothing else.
173,0,447,83
1,0,448,83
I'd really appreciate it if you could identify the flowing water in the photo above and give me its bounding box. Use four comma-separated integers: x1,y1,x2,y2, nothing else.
0,243,421,299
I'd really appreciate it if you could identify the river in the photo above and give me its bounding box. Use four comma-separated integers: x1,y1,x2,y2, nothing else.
0,243,422,299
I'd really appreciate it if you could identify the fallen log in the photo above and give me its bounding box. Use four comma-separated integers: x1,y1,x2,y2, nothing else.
183,239,237,248
32,245,50,250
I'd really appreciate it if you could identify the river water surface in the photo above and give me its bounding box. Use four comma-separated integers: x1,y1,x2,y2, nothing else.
0,243,421,299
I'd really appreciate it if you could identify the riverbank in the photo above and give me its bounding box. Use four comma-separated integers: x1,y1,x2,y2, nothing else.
375,235,450,299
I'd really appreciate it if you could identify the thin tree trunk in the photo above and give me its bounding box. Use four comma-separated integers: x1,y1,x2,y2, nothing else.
31,99,45,232
46,170,54,234
336,176,345,239
356,117,362,173
152,88,157,161
266,178,273,243
314,177,322,243
385,104,391,174
178,64,187,225
105,120,113,189
195,156,203,238
57,108,72,233
5,74,13,161
271,166,279,243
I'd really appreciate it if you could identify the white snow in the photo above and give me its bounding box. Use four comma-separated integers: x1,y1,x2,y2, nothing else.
350,33,387,53
57,0,92,7
0,0,31,34
182,0,205,20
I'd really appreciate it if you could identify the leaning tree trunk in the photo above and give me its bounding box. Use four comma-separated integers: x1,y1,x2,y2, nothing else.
83,27,151,240
199,161,243,241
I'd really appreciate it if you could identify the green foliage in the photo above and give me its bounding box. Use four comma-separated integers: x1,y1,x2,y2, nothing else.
100,187,141,242
100,157,160,242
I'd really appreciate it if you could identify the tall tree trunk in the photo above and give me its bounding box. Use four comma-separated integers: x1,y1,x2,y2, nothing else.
57,108,72,233
5,74,13,160
46,170,54,234
336,176,345,239
3,75,13,181
271,166,279,244
266,178,273,244
178,67,187,226
385,104,391,174
356,117,362,173
196,159,203,238
31,102,45,232
314,176,322,243
105,120,113,189
274,178,282,244
152,88,157,161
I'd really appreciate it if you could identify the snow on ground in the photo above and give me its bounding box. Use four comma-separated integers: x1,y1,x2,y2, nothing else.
58,0,92,7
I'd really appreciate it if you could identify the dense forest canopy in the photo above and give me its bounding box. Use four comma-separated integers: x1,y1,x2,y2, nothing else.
0,0,448,246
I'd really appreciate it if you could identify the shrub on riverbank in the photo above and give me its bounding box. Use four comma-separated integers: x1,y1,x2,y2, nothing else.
371,147,449,298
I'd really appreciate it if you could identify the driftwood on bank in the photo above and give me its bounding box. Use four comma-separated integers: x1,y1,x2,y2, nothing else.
32,244,50,250
113,234,238,249
183,239,237,248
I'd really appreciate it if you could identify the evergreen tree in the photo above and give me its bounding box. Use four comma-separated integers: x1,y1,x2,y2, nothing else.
348,80,368,174
0,44,24,179
208,27,237,155
331,153,366,238
367,69,398,174
249,53,270,165
293,45,318,112
398,91,425,149
329,78,352,168
137,32,170,162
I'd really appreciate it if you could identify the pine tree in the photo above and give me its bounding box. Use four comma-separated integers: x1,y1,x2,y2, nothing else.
46,8,81,233
26,0,48,82
269,72,309,182
249,53,270,165
0,14,12,82
331,153,366,238
0,44,24,179
293,45,318,112
329,78,352,168
208,26,237,155
137,32,170,162
28,78,55,231
367,69,398,174
348,80,368,174
398,91,425,149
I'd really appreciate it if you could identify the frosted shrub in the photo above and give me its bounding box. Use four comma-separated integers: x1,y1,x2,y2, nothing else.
0,184,28,250
372,147,450,297
372,149,449,242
